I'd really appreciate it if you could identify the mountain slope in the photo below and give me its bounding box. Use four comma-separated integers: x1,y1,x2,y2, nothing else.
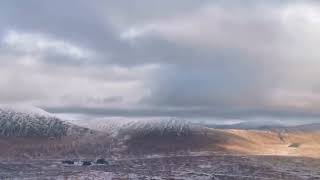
217,129,320,158
0,105,112,159
0,105,97,138
68,118,245,154
0,105,70,137
68,118,193,137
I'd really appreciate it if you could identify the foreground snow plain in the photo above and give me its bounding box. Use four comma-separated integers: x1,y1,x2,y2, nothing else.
1,154,320,180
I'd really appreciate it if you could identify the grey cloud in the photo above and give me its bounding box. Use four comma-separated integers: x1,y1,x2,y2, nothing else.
144,63,268,108
1,0,320,122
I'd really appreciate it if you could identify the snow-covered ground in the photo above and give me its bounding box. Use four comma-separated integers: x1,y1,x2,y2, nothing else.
0,154,319,179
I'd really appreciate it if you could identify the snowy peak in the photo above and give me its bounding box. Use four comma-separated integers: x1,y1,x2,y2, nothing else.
0,105,53,117
0,105,69,137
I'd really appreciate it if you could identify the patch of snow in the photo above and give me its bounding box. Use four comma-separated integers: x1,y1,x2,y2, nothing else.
198,164,212,168
68,117,193,137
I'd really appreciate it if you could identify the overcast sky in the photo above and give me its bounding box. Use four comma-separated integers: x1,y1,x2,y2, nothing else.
1,0,320,123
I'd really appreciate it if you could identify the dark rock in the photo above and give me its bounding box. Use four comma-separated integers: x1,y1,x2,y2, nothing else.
82,161,92,166
62,160,74,165
289,143,300,148
96,158,108,165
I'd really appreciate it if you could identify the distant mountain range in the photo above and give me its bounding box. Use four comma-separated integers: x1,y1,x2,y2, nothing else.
205,121,320,132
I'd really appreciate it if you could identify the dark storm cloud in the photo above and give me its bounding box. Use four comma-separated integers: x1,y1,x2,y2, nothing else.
144,62,268,108
1,0,320,121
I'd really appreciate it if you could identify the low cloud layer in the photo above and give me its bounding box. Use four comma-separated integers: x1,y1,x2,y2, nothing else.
1,0,320,122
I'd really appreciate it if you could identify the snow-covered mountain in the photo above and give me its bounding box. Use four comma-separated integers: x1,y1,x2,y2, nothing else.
0,105,114,159
0,105,90,137
67,118,214,154
68,117,194,138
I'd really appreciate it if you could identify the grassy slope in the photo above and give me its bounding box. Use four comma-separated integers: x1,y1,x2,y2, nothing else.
217,129,320,158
